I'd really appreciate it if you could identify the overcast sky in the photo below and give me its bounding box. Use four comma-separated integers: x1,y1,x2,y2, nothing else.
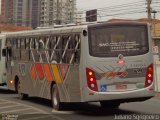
0,0,159,20
77,0,160,20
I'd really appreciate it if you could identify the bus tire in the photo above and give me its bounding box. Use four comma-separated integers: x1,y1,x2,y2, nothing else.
17,81,28,100
51,85,64,111
100,101,120,109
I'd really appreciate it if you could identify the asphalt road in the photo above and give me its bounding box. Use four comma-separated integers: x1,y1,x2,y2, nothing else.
0,89,160,120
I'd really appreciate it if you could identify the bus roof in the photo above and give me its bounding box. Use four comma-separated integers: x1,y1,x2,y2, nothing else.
4,21,148,38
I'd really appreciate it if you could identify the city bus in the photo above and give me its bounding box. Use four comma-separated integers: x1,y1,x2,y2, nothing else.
2,22,154,110
0,34,7,88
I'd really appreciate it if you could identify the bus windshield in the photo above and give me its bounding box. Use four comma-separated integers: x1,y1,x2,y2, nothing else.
88,25,149,57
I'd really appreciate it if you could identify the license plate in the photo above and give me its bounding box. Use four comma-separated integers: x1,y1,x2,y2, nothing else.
116,84,127,90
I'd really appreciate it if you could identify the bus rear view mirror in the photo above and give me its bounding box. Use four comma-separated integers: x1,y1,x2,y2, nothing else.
2,49,7,57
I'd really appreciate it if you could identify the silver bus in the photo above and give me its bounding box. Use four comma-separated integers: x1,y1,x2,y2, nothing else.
2,22,154,110
0,34,7,88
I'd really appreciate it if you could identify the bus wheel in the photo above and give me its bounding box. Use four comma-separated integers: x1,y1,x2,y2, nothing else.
51,85,63,111
17,81,28,100
100,101,120,109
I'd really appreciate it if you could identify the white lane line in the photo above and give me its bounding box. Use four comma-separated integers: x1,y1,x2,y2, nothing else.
0,101,10,105
0,99,65,120
21,112,43,115
52,109,75,114
1,108,32,114
0,104,22,109
0,98,47,114
21,115,65,120
21,115,53,120
0,99,7,102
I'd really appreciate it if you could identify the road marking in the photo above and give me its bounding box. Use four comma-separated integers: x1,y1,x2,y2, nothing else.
1,108,32,114
0,98,66,120
21,115,65,120
0,101,10,105
0,104,21,109
52,109,75,114
0,98,47,114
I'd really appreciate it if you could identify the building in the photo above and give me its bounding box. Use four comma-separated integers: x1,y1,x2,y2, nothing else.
40,0,76,27
154,22,160,37
2,0,40,28
1,0,5,17
0,23,32,33
75,11,84,24
29,0,41,28
2,0,76,28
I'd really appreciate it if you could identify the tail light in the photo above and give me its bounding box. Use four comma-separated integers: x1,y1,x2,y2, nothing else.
86,68,98,91
145,64,153,88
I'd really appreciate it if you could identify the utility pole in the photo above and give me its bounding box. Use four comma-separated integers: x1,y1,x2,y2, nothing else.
152,10,157,36
146,0,152,23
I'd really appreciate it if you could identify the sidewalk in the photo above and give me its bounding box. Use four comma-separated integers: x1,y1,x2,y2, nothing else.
154,92,160,99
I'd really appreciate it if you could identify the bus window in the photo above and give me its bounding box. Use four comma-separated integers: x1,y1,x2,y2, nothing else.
6,39,12,61
88,25,148,57
12,38,17,49
21,38,25,49
26,38,30,49
73,35,80,64
17,39,21,49
39,37,48,63
21,38,29,61
55,36,62,63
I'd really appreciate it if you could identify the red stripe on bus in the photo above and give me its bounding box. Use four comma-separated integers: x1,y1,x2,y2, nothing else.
35,64,45,80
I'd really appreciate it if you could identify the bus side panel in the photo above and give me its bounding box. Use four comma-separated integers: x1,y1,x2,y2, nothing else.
6,61,19,91
79,33,88,102
60,65,81,102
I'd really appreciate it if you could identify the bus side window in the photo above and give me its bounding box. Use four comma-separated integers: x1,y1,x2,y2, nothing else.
61,36,70,63
16,39,21,60
50,36,58,63
21,38,25,49
55,36,62,63
74,35,80,64
61,34,81,65
6,39,12,61
17,39,21,49
39,37,48,63
25,38,30,61
21,38,28,61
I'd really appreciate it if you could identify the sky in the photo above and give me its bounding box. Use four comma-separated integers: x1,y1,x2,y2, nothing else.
0,0,159,20
76,0,160,20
